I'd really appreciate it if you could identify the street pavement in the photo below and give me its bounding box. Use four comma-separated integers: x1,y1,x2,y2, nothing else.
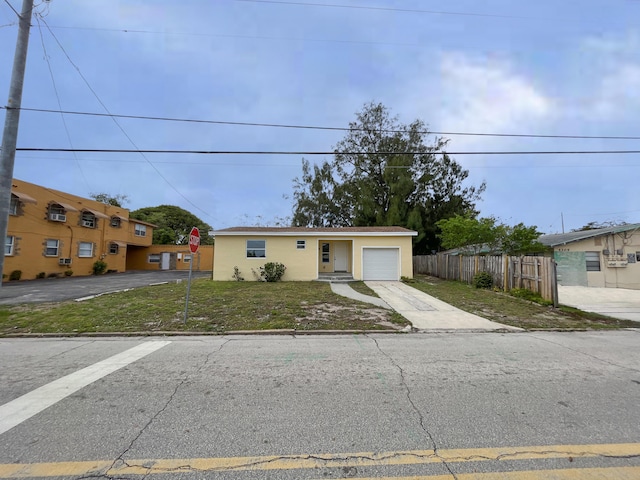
0,270,211,305
559,285,640,322
1,332,639,479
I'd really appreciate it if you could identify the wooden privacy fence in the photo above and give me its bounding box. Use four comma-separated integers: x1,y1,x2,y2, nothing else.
413,254,558,306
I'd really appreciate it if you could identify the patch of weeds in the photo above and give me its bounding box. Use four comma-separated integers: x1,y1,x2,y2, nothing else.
510,288,553,306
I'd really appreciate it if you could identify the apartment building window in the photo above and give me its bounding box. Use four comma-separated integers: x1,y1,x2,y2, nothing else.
9,196,18,215
184,254,192,263
585,251,601,271
45,239,59,256
109,243,119,254
78,242,94,258
81,211,96,228
135,224,147,237
110,216,121,228
148,254,161,263
5,236,14,256
48,204,67,222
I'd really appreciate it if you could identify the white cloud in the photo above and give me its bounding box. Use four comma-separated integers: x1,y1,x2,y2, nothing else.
436,53,553,149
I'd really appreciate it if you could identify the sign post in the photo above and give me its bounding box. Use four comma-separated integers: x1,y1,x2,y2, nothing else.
184,227,200,324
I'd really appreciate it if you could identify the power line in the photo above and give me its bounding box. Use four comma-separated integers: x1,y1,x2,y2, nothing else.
6,106,640,141
15,148,640,155
35,13,91,191
44,24,424,48
13,154,640,169
2,0,20,18
236,0,532,20
37,16,217,223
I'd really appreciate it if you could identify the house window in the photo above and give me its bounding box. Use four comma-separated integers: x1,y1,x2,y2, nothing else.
45,239,59,257
585,251,601,272
5,236,14,256
9,195,18,215
148,254,161,263
322,243,330,263
109,243,119,254
48,204,67,222
296,240,306,250
81,211,96,228
110,216,121,228
134,224,146,237
247,240,266,258
78,242,93,258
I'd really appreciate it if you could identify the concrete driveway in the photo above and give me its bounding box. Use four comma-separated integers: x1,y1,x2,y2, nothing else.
0,270,211,305
365,281,522,331
558,285,640,322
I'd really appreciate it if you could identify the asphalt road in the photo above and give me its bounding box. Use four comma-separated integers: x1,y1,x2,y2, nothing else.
0,270,212,305
1,332,639,479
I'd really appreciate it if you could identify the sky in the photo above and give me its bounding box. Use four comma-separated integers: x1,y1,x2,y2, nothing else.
1,0,639,234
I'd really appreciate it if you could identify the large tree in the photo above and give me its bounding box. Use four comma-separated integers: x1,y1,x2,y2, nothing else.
291,102,484,253
130,205,213,245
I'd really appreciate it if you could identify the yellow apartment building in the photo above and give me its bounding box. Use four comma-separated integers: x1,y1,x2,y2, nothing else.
3,179,157,280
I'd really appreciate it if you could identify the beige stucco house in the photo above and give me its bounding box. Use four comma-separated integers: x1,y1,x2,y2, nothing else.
211,226,417,281
539,223,640,289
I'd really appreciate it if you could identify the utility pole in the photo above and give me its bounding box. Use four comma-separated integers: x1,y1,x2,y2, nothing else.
0,0,34,289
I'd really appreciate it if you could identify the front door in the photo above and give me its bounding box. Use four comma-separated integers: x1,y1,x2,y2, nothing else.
160,252,171,270
334,243,348,272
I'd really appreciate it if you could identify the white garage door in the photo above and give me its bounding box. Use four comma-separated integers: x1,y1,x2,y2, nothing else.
362,248,399,281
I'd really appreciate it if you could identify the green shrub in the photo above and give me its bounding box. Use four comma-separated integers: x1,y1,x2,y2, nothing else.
9,270,22,281
260,262,286,282
36,272,46,279
473,271,493,289
47,272,60,278
64,269,73,277
92,260,107,275
232,266,244,281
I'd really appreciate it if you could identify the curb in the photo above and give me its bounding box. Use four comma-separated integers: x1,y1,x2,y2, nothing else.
0,329,407,338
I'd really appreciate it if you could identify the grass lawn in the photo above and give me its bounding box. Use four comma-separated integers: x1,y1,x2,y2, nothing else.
0,280,408,335
409,275,640,330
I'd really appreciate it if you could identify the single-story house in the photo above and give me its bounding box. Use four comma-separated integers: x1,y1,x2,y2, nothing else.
211,226,417,281
539,223,640,289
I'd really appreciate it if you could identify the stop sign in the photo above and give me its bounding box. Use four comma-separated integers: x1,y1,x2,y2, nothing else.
188,227,200,254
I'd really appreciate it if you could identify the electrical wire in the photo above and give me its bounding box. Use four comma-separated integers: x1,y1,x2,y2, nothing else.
2,0,20,18
6,106,640,141
44,24,425,48
37,16,217,223
14,148,640,155
35,13,92,191
236,0,532,20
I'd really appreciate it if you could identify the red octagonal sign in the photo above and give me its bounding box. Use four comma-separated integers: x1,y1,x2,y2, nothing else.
188,227,200,254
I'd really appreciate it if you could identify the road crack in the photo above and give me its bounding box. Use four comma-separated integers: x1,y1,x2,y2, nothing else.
103,339,230,479
368,335,459,480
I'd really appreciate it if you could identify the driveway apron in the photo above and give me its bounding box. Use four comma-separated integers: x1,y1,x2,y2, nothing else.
558,285,640,322
365,281,522,331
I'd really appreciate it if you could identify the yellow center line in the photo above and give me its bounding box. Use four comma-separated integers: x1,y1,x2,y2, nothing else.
324,467,640,480
0,443,638,478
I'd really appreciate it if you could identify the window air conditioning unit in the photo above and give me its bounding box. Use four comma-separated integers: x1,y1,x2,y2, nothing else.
49,213,66,222
82,220,94,228
59,258,72,266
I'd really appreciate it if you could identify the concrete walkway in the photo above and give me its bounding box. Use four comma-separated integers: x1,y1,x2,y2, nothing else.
365,281,523,331
329,283,391,309
559,285,640,322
